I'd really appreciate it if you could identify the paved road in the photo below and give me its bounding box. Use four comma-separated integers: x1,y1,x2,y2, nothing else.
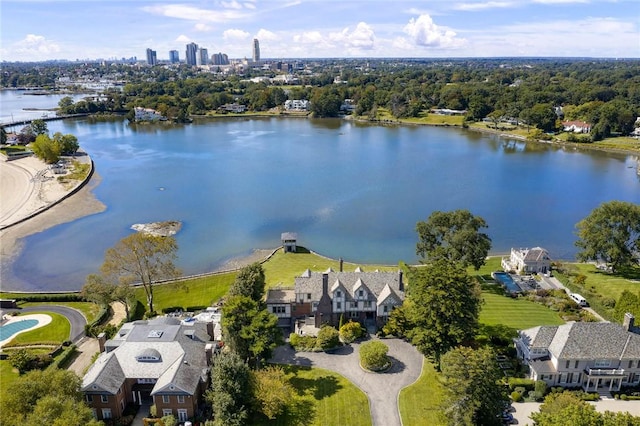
13,305,87,342
538,275,608,322
271,337,424,426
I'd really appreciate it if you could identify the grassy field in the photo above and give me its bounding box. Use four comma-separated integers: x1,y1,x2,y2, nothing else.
399,361,446,426
256,365,371,426
480,291,564,329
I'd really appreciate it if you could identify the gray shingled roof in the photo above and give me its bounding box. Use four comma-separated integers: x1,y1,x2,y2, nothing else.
83,317,210,395
266,288,295,303
521,322,640,360
294,270,404,302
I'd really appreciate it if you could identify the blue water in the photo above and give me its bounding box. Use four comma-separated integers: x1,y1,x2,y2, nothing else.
2,116,639,292
493,272,521,293
0,319,39,341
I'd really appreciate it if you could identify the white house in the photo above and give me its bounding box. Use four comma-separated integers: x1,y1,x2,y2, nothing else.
501,247,551,274
134,107,165,122
515,315,640,392
284,99,309,111
562,120,592,133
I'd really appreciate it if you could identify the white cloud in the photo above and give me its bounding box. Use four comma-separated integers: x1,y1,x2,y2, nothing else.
223,29,251,40
221,0,243,9
142,4,248,23
329,22,376,50
403,14,466,49
293,31,326,44
194,23,212,32
175,34,191,43
532,0,588,3
455,1,515,11
14,34,61,55
256,29,279,41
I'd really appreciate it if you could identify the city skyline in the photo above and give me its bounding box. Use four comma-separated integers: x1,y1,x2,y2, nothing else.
1,0,638,62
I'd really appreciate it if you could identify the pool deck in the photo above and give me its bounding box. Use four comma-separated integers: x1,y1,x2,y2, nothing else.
0,314,52,347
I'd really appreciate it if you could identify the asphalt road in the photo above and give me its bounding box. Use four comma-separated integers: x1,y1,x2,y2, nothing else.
271,337,424,426
13,305,87,342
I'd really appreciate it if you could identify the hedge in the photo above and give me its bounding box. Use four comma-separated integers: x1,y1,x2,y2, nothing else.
14,294,83,303
508,378,535,391
48,345,77,370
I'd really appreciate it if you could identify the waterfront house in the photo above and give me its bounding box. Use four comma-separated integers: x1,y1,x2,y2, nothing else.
515,314,640,392
501,247,551,274
562,120,592,133
134,107,165,122
266,267,405,332
284,99,309,111
82,317,215,422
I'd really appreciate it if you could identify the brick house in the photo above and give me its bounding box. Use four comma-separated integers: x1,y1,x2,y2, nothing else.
82,317,215,422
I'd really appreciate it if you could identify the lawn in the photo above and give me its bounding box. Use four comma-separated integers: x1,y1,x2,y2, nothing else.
399,361,446,426
0,360,19,406
480,291,564,329
2,311,70,346
263,247,399,288
255,365,371,426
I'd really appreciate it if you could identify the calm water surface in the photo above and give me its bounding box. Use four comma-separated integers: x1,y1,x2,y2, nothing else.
3,116,639,291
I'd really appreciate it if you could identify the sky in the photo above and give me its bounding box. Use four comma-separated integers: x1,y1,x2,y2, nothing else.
1,0,639,62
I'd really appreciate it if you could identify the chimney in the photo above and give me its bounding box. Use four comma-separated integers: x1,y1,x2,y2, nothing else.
206,322,214,341
624,313,635,332
339,258,343,272
97,332,107,353
205,343,213,366
398,270,404,292
322,273,329,297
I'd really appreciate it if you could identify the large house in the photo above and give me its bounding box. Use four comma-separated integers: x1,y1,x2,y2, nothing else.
134,107,165,122
515,314,640,392
501,247,551,274
266,267,405,332
82,317,216,422
562,120,592,133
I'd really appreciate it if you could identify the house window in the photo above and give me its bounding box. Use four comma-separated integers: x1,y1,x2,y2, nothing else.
178,395,185,404
566,360,570,369
336,302,342,309
358,290,364,298
86,395,93,403
351,302,357,309
350,311,359,318
162,395,170,403
102,409,112,420
575,360,579,369
163,409,173,417
629,360,633,369
178,409,188,422
336,291,342,297
383,305,388,313
568,373,573,383
101,395,108,403
272,306,286,314
595,360,611,368
364,301,372,308
307,293,311,300
92,409,98,420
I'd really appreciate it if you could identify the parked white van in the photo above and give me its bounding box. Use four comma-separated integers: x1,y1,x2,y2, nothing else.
570,293,588,307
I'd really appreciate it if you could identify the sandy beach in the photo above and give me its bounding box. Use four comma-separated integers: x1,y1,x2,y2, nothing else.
0,154,105,277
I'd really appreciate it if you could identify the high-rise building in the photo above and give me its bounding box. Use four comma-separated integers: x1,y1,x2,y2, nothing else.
169,50,179,64
252,38,260,62
146,48,157,66
212,52,229,65
185,42,198,66
197,48,209,66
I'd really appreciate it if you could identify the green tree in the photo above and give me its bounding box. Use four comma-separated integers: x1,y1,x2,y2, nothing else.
359,340,389,371
9,348,37,373
250,365,294,420
531,392,604,426
339,320,365,343
221,295,282,365
53,132,79,155
416,209,492,270
82,273,134,320
310,87,342,117
528,103,558,132
1,127,7,144
228,262,266,302
58,96,75,114
1,368,102,426
100,232,180,314
405,259,481,367
31,133,62,163
614,290,640,323
575,201,640,273
205,352,252,426
315,325,340,351
440,346,507,426
30,119,48,136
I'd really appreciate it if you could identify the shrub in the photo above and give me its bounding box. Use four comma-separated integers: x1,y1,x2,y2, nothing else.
534,380,548,399
360,340,390,371
508,378,536,391
161,415,177,426
315,326,340,351
339,321,365,344
289,333,316,351
511,391,522,402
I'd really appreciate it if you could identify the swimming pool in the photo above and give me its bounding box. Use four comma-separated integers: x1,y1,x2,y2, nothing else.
0,319,38,341
492,272,522,294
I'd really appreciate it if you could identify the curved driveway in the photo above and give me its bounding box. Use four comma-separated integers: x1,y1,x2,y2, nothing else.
15,305,87,343
271,337,424,426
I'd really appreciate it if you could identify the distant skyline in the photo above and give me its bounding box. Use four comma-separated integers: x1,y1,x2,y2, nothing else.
1,0,638,62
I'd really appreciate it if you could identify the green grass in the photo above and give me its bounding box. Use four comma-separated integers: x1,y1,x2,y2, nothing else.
399,360,446,426
560,263,640,301
263,247,398,288
135,271,237,313
0,360,19,405
480,292,565,329
3,312,70,346
256,365,371,426
402,112,465,126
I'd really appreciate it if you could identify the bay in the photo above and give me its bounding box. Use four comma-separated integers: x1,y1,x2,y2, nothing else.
3,115,639,292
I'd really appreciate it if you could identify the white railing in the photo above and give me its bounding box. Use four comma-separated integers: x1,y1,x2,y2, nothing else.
586,368,625,376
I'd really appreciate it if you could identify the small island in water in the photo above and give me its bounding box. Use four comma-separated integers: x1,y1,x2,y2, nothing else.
131,221,182,237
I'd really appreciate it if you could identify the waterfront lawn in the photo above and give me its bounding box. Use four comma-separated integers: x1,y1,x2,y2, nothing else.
559,263,640,302
137,271,237,313
480,292,564,330
263,247,398,288
255,365,371,426
399,361,446,426
3,312,70,346
403,112,465,126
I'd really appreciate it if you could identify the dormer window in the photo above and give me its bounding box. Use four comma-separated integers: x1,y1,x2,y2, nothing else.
336,290,342,297
358,290,364,298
